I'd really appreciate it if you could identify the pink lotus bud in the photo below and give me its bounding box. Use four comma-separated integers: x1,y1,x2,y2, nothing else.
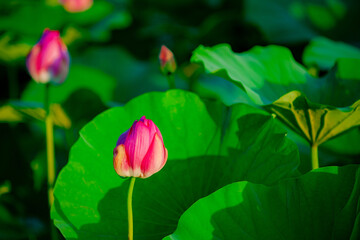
159,45,177,75
59,0,93,13
113,116,168,178
26,29,70,85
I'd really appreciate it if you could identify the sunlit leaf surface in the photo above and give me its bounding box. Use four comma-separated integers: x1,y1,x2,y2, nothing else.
191,44,309,105
265,91,360,146
52,90,299,239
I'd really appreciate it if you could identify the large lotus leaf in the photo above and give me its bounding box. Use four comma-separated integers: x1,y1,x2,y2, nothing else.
51,90,300,239
164,164,360,240
21,64,115,104
191,44,309,105
303,37,360,70
191,43,360,107
191,43,360,155
193,74,255,107
264,91,360,146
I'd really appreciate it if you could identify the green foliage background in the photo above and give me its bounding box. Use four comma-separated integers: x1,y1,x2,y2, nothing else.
0,0,359,239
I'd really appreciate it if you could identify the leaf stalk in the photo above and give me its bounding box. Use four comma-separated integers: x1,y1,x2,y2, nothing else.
166,74,176,89
44,84,57,240
311,144,319,170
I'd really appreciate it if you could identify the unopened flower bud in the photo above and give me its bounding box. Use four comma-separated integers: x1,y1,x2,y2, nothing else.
113,116,168,178
26,29,70,85
159,45,177,75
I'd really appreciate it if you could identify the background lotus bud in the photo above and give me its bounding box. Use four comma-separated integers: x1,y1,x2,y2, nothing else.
59,0,93,13
26,29,70,85
159,45,177,75
113,116,168,178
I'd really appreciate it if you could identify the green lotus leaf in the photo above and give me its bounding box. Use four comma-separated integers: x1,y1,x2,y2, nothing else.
191,44,309,105
191,43,360,156
51,90,299,239
264,90,360,146
191,43,360,107
303,37,360,70
164,164,360,240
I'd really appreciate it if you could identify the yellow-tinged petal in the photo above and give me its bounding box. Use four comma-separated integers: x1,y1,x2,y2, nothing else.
113,144,131,177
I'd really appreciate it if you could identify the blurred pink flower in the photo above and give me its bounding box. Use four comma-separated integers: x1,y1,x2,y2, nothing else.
159,45,177,75
26,29,70,84
113,116,168,178
59,0,93,13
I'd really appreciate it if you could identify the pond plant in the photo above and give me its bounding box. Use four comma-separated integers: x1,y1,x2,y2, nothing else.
0,1,359,240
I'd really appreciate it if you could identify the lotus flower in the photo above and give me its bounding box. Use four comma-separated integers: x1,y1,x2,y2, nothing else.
159,45,177,75
113,116,168,178
59,0,93,13
26,29,70,84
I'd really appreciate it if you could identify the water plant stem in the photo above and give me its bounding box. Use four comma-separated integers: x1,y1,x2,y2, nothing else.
44,84,57,240
127,177,136,240
44,84,56,206
311,144,319,170
166,74,175,89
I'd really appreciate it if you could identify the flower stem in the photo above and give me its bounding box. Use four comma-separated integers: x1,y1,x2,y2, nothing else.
45,84,55,206
44,84,57,240
166,74,175,89
311,144,319,170
127,177,136,240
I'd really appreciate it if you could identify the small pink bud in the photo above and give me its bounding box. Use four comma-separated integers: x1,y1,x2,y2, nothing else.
59,0,93,13
113,116,168,178
26,29,70,85
159,45,177,75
